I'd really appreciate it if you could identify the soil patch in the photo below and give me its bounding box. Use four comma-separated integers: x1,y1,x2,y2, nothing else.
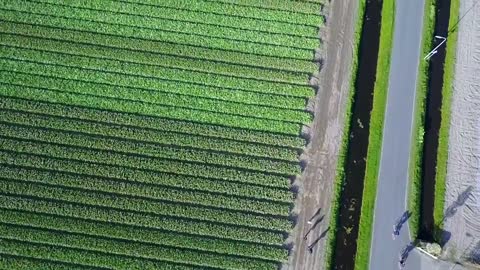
286,1,357,269
443,0,480,263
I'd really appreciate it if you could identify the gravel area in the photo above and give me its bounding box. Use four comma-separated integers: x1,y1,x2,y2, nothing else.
443,0,480,265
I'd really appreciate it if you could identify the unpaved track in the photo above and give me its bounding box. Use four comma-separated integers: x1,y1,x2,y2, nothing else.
286,0,357,269
443,0,480,264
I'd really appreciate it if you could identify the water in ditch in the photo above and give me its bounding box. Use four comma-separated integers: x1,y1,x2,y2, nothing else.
419,0,452,242
331,0,383,269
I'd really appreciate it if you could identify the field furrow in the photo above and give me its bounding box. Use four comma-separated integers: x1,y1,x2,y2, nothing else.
0,208,286,261
0,21,316,72
0,151,293,202
0,195,286,245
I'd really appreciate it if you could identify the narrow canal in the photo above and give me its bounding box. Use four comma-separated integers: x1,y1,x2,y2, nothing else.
419,0,452,242
331,0,383,268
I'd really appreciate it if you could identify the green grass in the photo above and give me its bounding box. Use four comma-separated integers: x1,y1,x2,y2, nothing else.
353,0,395,269
324,0,366,269
0,0,324,268
408,0,436,238
433,0,460,239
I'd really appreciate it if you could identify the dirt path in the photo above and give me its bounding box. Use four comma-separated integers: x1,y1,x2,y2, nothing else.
285,0,357,269
443,0,480,265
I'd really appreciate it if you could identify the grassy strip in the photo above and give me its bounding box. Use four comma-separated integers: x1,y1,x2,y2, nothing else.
323,0,366,269
433,0,460,239
407,0,436,238
353,0,395,269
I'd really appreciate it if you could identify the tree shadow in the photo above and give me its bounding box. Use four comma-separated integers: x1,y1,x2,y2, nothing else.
443,186,474,222
467,240,480,264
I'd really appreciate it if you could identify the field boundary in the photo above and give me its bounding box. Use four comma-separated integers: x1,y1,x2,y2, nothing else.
323,0,366,268
433,0,460,238
408,0,436,239
353,0,396,269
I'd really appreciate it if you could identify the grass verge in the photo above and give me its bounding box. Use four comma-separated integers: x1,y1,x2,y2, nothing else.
433,0,460,240
323,0,366,269
353,0,395,269
408,0,436,239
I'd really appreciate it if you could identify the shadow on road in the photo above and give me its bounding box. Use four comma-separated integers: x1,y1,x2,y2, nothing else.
394,210,412,234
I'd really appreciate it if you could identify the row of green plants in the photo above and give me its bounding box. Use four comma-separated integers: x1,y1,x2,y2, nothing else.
0,98,305,148
1,45,314,99
0,123,299,175
0,179,291,236
0,151,293,203
198,0,323,14
0,33,309,84
0,83,302,134
0,138,291,188
0,208,287,261
0,253,89,270
0,21,317,72
1,165,290,216
0,194,285,246
0,223,279,270
2,110,299,161
0,8,315,60
86,0,323,26
5,0,319,50
0,237,197,270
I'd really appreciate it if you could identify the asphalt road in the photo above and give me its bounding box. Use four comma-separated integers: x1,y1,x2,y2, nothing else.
368,0,425,269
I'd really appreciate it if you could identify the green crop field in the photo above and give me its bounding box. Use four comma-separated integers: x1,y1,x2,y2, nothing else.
0,0,323,269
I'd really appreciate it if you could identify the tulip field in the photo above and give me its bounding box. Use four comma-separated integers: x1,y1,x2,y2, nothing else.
0,0,323,269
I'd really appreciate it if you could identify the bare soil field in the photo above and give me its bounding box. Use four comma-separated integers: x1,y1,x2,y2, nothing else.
443,0,480,265
286,0,357,269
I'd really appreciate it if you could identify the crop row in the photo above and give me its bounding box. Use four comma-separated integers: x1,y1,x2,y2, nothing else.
0,33,308,84
0,123,299,175
42,0,322,37
0,238,200,270
0,165,290,217
0,178,291,231
0,194,285,245
0,61,307,112
0,151,293,202
0,51,312,119
0,52,310,102
34,0,318,37
0,253,104,270
0,82,301,135
0,208,286,261
0,44,313,99
1,110,299,162
203,0,322,14
0,21,316,73
0,8,313,60
124,0,322,26
0,223,280,270
8,0,318,50
0,137,291,188
0,97,305,148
